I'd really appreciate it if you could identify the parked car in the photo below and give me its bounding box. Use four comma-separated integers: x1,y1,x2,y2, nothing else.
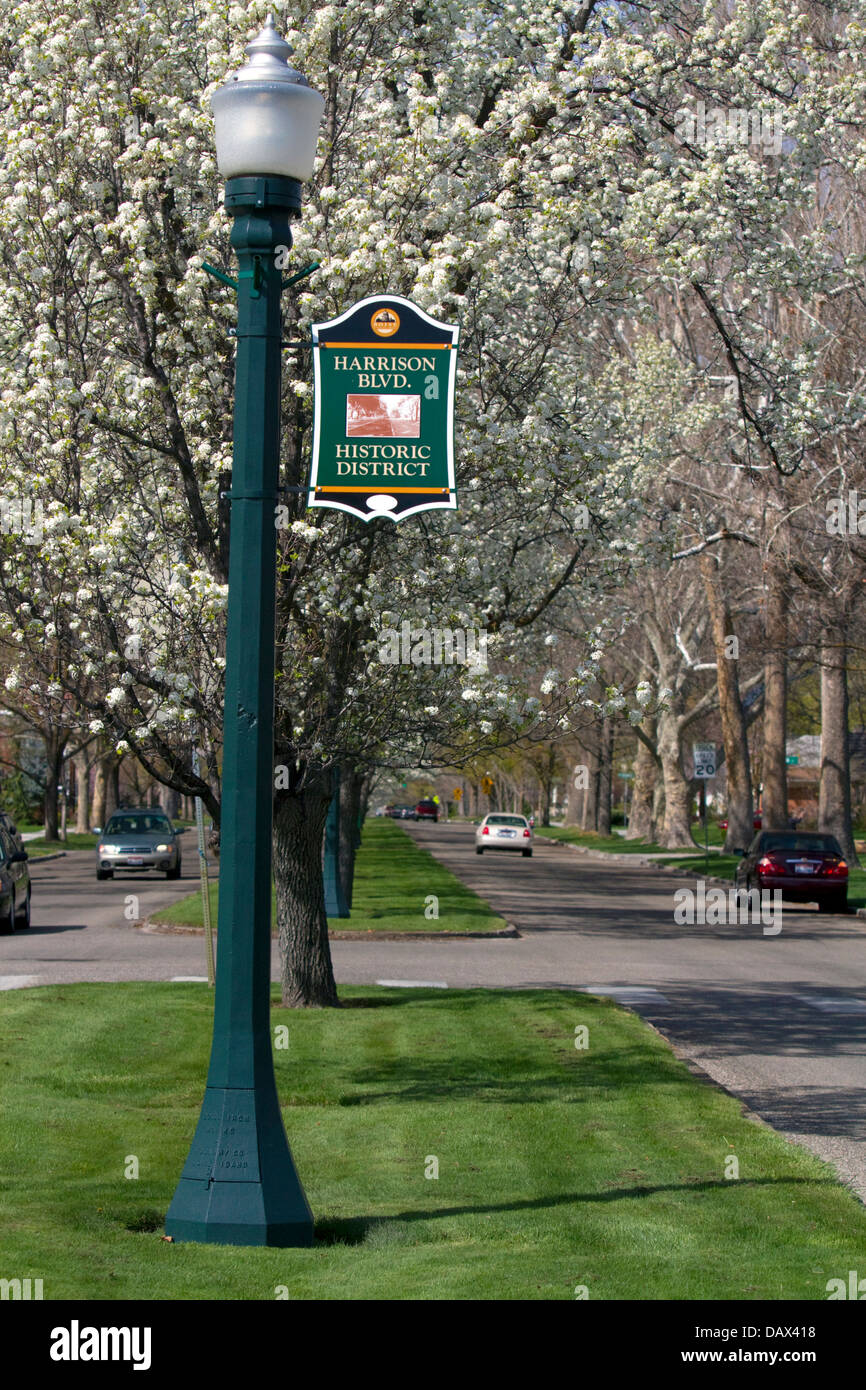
735,829,849,913
475,813,533,857
0,824,30,933
415,799,439,822
96,809,183,880
0,811,25,854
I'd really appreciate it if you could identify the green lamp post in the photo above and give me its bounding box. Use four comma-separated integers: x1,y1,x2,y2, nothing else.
165,17,324,1247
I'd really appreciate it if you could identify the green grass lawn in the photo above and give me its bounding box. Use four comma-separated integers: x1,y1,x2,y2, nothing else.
0,982,863,1300
537,825,719,856
25,831,98,856
537,827,673,853
846,868,866,910
662,854,746,880
152,817,508,934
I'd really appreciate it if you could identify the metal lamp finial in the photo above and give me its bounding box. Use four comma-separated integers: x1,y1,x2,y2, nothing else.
229,14,309,86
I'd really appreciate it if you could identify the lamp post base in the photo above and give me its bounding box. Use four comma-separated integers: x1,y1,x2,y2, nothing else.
165,1084,314,1247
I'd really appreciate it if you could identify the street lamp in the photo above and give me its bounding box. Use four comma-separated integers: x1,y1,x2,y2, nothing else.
165,17,324,1248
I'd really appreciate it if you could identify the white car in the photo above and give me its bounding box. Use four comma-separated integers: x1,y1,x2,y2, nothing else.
475,813,532,857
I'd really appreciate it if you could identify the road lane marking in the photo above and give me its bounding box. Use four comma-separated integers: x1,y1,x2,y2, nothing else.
376,979,448,989
794,994,866,1014
580,986,670,1006
0,975,39,990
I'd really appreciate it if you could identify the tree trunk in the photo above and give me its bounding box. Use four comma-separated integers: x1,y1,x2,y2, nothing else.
273,783,340,1007
657,708,693,847
105,757,119,819
651,775,665,843
627,724,658,840
92,751,120,829
597,717,613,835
818,630,859,864
580,739,599,830
700,553,753,852
563,746,587,825
92,762,106,830
73,750,90,833
762,565,788,830
43,735,66,841
540,746,556,826
358,771,374,829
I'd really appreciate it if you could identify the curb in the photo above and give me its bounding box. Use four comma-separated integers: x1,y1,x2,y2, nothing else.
328,925,520,940
26,851,67,864
535,835,729,883
139,918,520,940
536,835,704,867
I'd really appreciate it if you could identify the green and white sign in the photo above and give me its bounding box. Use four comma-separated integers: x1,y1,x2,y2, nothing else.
308,295,459,522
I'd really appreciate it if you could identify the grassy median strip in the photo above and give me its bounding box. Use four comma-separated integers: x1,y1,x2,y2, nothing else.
537,827,672,853
151,817,509,934
25,832,98,857
0,981,864,1300
662,854,746,880
537,826,719,857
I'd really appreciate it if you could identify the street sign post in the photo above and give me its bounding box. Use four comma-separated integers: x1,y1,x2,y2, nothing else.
693,743,716,870
308,295,458,521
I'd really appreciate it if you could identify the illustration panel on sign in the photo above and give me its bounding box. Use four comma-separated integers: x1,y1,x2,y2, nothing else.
346,395,421,438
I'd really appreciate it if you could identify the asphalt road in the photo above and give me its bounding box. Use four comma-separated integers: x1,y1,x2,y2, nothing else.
348,822,866,1203
3,824,866,1201
0,846,215,986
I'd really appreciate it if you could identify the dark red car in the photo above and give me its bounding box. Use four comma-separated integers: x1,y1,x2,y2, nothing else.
735,830,848,913
415,800,439,822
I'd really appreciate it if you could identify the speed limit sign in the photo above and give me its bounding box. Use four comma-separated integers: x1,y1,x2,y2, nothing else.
693,742,717,778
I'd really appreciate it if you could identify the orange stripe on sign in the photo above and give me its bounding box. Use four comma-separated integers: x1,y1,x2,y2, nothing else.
319,342,453,349
314,486,452,494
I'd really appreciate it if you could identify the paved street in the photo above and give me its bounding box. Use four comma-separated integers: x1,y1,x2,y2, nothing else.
3,824,866,1200
0,846,213,987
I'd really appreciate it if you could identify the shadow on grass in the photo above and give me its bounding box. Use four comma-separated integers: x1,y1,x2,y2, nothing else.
334,1042,696,1106
314,1175,835,1246
272,994,412,1011
336,995,411,1010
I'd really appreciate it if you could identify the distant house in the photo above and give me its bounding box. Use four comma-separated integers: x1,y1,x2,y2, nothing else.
785,732,866,824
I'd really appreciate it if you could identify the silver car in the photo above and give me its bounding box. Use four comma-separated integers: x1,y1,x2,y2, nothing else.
475,813,533,857
0,825,31,932
96,809,183,880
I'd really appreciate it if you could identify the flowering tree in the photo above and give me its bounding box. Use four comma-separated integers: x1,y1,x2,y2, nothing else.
3,0,864,997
